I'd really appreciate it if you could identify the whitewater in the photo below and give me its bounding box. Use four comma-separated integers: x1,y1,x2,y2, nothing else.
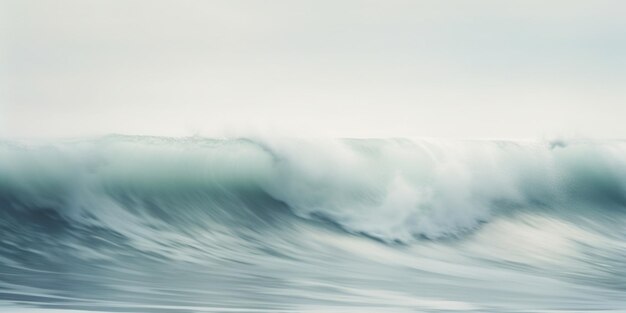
1,135,625,312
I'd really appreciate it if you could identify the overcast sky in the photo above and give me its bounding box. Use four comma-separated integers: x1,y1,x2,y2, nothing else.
1,0,625,139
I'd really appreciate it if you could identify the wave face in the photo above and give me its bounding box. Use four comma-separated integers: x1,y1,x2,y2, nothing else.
1,135,626,312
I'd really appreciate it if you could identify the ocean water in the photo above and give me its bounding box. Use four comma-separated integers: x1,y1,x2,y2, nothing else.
1,135,626,312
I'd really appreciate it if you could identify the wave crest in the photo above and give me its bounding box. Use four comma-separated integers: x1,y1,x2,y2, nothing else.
2,136,626,242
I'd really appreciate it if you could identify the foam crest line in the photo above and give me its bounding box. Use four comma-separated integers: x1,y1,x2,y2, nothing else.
1,136,626,242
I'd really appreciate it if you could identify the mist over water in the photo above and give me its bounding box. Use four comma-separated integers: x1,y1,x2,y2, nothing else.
1,135,626,312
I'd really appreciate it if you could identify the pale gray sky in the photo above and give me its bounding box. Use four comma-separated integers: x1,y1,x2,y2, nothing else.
1,0,625,139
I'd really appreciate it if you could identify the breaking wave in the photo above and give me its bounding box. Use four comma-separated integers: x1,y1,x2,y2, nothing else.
3,135,626,241
1,135,626,312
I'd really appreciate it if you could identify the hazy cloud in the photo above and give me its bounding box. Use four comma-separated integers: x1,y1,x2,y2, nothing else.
2,0,625,138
